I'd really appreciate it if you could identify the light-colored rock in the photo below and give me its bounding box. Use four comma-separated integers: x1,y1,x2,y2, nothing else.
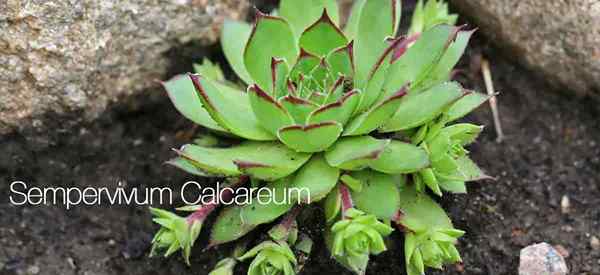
451,0,600,97
0,0,249,135
591,236,600,250
519,242,568,275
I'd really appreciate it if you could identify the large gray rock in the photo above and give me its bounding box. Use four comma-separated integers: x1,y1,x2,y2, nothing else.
451,0,600,97
0,0,249,135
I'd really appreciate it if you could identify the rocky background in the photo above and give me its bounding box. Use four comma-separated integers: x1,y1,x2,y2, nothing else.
0,0,248,136
451,0,600,97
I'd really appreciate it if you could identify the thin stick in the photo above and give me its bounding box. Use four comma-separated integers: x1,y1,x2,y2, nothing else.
481,59,504,143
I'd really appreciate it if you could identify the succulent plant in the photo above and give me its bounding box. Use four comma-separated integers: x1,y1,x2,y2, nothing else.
154,0,491,274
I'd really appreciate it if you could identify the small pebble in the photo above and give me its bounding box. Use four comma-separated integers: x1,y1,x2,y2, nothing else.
560,195,570,214
519,242,568,275
27,265,40,275
591,236,600,250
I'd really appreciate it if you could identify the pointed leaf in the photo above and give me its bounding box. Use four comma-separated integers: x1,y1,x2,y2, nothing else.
397,183,454,231
383,24,461,96
210,206,256,246
240,179,294,226
356,37,406,113
350,170,401,219
380,82,465,132
248,84,294,135
279,95,319,123
189,74,275,140
327,41,354,78
325,136,390,170
440,155,489,182
446,91,492,122
221,20,254,84
426,29,476,85
244,12,298,91
441,123,484,145
370,141,430,174
176,141,311,180
280,0,340,38
307,90,360,125
354,0,401,88
288,154,340,203
163,75,226,132
343,87,407,136
277,122,343,153
299,10,347,56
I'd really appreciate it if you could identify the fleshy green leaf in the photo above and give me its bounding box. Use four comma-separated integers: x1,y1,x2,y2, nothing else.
279,95,319,123
240,179,294,226
325,136,390,170
324,184,341,223
343,87,407,136
248,84,294,135
176,141,311,180
277,122,343,153
165,157,210,177
290,49,320,81
189,74,275,140
383,24,461,97
380,82,465,132
210,206,256,246
343,0,366,40
279,0,340,38
354,0,401,88
397,183,454,231
441,123,484,145
446,91,492,122
288,154,340,203
426,29,475,85
299,10,347,56
350,170,401,219
244,12,298,91
438,180,467,193
163,75,226,132
307,90,360,125
327,42,354,78
221,20,253,84
272,58,290,97
356,37,406,113
369,141,430,174
439,155,489,182
193,59,225,82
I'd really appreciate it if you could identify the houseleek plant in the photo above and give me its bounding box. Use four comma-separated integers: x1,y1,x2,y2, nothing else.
154,0,490,274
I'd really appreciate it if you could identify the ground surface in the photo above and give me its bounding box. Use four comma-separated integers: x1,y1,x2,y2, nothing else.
1,2,599,275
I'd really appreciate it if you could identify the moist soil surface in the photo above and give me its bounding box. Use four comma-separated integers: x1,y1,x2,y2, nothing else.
1,2,599,275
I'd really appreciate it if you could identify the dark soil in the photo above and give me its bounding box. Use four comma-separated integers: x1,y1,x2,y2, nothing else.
1,1,599,275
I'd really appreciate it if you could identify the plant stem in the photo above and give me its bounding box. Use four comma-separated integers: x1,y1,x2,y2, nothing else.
186,175,248,224
339,184,354,218
280,205,302,231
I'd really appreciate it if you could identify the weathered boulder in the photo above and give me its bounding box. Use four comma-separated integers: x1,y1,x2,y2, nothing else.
451,0,600,97
0,0,249,135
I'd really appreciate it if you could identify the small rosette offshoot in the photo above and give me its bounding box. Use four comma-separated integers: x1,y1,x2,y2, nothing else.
405,228,464,275
328,208,393,275
149,207,203,265
238,241,298,275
